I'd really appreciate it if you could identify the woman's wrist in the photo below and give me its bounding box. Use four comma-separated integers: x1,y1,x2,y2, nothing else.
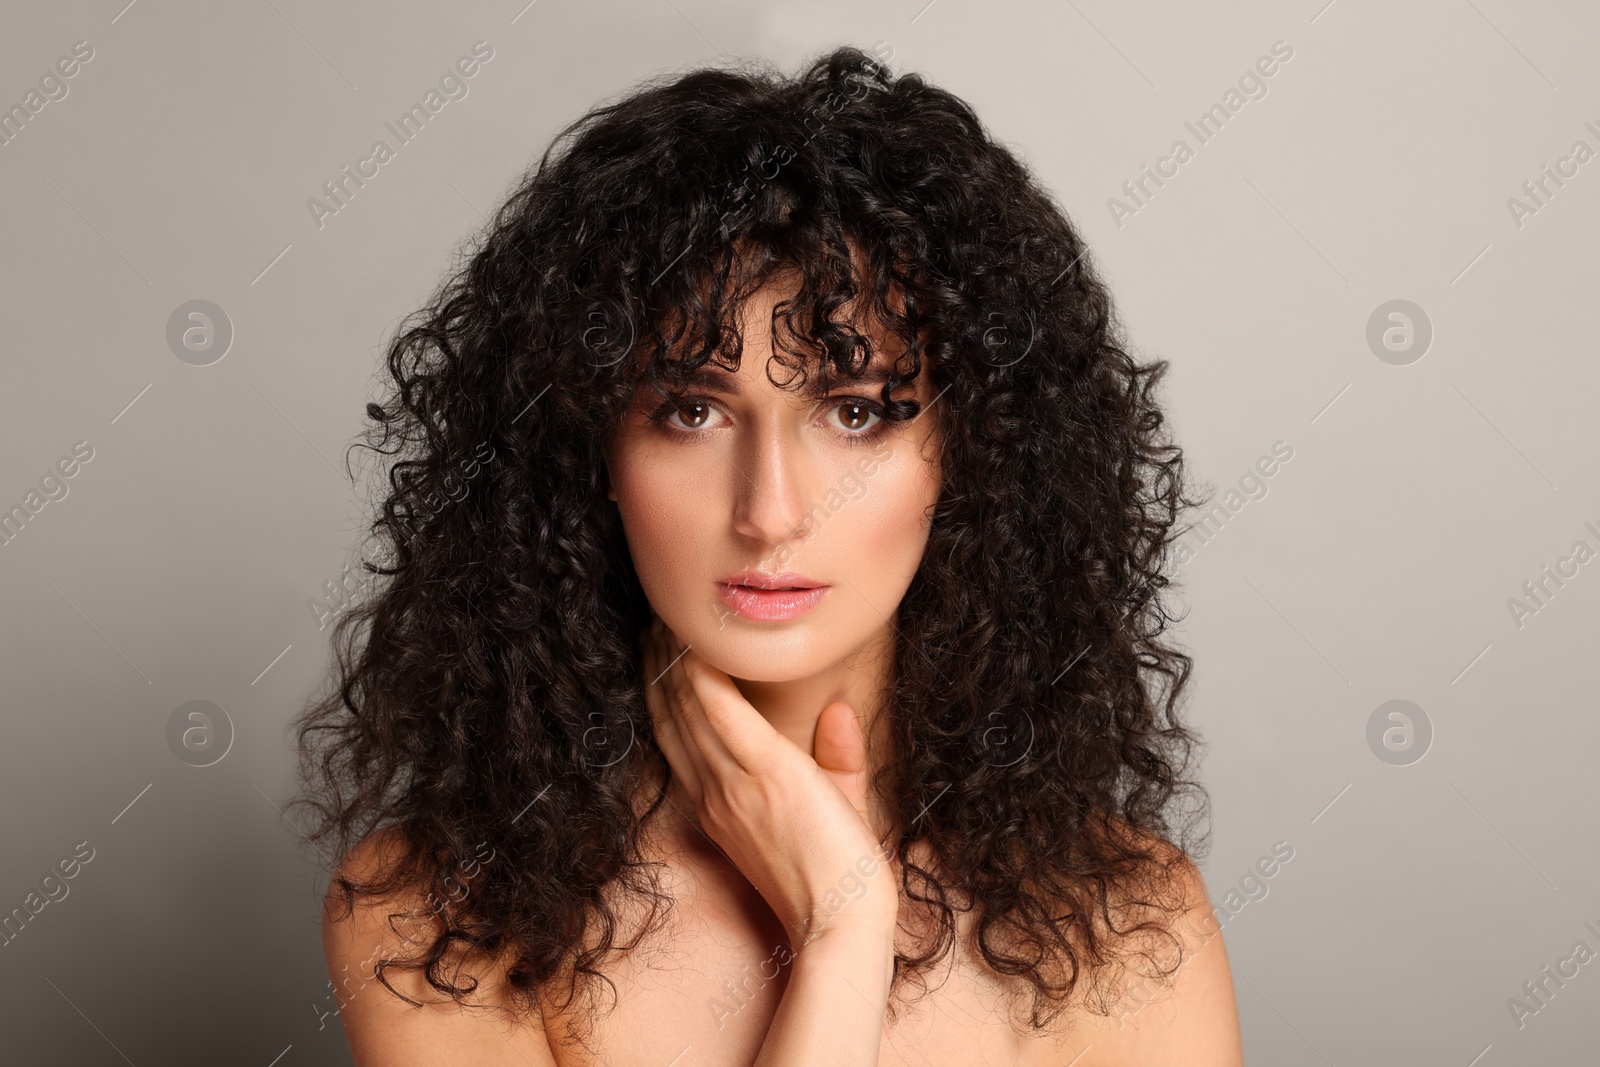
794,911,898,958
791,918,898,1008
754,909,897,1066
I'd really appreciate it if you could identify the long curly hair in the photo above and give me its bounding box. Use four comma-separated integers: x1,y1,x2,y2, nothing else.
292,43,1211,1039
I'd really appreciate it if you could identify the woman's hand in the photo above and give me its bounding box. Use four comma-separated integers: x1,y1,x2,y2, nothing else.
640,616,901,945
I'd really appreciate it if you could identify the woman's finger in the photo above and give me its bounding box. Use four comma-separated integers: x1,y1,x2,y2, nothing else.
671,637,784,774
658,632,748,779
814,700,876,831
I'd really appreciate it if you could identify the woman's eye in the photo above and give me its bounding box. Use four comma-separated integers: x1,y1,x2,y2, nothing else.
668,400,717,430
829,398,881,433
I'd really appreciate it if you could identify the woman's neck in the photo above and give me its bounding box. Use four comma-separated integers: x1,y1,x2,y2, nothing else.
646,621,902,853
730,623,896,771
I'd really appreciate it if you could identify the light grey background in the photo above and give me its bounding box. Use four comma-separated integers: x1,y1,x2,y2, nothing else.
2,1,1596,1063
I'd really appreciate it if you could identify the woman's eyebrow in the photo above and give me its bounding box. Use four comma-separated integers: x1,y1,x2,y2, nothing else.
801,365,902,398
676,364,904,397
676,367,742,395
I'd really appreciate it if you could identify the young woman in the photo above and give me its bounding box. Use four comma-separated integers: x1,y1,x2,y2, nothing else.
294,44,1242,1066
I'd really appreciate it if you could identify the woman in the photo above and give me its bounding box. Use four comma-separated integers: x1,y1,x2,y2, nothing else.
294,44,1242,1065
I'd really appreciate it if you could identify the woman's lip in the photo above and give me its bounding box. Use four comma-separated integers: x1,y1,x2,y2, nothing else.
717,582,830,621
717,570,825,590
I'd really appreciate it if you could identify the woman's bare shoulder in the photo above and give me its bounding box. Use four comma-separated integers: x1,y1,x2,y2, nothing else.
1047,822,1244,1066
321,826,561,1066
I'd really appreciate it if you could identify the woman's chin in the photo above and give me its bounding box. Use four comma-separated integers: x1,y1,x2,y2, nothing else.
682,626,839,683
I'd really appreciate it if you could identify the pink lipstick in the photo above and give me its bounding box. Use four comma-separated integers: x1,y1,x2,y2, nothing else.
716,570,829,622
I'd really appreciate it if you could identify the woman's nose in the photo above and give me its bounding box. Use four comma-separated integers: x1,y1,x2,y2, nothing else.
730,426,813,547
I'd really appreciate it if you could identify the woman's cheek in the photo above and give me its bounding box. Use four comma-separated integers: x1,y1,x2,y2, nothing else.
616,451,725,616
850,460,937,590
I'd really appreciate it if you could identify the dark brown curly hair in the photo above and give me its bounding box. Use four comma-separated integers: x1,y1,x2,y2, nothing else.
291,42,1211,1041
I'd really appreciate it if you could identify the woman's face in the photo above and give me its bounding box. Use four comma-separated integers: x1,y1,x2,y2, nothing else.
605,279,942,683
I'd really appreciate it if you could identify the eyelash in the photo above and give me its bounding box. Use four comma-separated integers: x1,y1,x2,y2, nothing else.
646,394,892,446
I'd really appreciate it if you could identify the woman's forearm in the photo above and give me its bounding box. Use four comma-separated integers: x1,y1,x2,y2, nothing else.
752,923,897,1067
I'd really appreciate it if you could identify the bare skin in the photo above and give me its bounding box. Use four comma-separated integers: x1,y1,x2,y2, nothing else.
322,736,1243,1066
320,272,1244,1063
